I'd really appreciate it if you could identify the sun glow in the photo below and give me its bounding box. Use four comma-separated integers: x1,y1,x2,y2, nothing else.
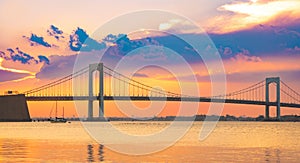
207,0,300,33
221,0,300,23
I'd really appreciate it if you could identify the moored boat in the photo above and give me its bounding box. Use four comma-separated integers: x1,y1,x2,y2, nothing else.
49,101,67,123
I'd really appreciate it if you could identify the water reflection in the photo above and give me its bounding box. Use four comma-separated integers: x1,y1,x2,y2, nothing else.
87,144,104,162
98,144,104,162
275,149,281,163
87,144,94,162
265,148,271,162
0,122,299,162
264,148,281,163
0,139,28,161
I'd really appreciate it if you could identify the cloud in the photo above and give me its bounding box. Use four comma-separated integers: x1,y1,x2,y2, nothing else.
219,47,233,56
269,25,300,37
223,47,233,56
38,55,50,65
231,49,262,62
206,0,300,33
29,34,51,47
47,25,64,40
233,53,262,62
158,19,199,34
34,33,205,81
69,27,106,51
102,34,126,44
101,34,159,64
0,69,32,82
0,57,35,82
0,50,9,60
226,69,300,83
6,47,38,64
158,73,210,83
158,68,300,84
132,73,149,78
101,33,204,67
286,46,300,53
0,47,50,65
220,0,297,18
35,50,105,80
284,46,300,55
210,24,300,57
36,54,76,79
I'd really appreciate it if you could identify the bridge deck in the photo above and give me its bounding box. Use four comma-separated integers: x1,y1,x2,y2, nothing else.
25,96,300,108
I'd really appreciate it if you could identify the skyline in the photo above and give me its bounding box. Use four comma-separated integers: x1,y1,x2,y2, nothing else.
1,0,300,117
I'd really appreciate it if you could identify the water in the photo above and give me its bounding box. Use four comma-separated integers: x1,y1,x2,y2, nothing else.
0,122,299,162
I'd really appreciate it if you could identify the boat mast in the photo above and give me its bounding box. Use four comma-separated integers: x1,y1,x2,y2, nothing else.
55,101,58,118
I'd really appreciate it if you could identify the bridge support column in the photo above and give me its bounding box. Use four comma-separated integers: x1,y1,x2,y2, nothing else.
265,77,280,120
88,65,94,120
98,63,104,119
88,63,105,121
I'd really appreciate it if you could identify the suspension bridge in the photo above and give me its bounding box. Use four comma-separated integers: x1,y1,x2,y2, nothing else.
22,63,300,120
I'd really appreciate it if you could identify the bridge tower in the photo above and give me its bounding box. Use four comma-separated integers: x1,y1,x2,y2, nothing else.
265,77,280,120
88,63,104,120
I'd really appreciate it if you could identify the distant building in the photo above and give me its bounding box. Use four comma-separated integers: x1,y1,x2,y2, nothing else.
4,90,19,95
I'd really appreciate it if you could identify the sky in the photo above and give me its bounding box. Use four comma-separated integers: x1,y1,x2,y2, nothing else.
0,0,300,117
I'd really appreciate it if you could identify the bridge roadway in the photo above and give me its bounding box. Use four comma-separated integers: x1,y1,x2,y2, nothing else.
25,96,300,108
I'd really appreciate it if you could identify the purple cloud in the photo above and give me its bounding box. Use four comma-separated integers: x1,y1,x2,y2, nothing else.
210,24,300,58
0,51,9,60
133,73,149,78
36,54,76,79
226,70,300,83
231,49,262,62
101,34,204,67
0,69,31,82
224,47,232,55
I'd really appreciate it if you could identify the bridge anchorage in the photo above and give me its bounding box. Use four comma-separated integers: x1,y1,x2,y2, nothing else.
22,63,300,121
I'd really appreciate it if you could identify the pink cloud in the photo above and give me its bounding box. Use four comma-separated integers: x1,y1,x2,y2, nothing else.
230,49,262,63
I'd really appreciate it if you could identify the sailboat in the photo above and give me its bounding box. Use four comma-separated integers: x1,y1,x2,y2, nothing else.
50,101,67,123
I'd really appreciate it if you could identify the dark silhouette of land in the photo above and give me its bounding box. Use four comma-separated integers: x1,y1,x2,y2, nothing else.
31,114,300,122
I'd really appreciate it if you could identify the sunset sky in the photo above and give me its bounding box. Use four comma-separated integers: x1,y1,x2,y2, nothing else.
0,0,300,117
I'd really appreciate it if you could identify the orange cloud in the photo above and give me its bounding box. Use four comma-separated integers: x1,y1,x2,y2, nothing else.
205,0,300,34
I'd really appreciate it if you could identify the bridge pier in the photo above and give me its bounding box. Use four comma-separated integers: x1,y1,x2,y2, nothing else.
88,67,94,120
88,63,104,120
99,63,104,118
265,77,280,120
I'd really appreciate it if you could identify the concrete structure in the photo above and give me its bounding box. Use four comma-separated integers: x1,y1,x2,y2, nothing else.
88,63,104,120
265,77,280,120
0,94,31,121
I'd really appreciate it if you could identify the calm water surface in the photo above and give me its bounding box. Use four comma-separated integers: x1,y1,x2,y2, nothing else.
0,122,299,162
